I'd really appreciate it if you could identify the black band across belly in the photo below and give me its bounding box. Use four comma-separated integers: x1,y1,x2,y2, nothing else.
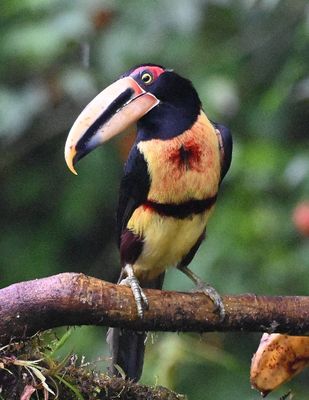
143,194,217,219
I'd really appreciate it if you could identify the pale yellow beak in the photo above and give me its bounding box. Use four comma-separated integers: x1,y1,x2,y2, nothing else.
64,76,159,174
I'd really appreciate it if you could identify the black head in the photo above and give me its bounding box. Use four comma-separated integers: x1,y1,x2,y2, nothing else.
122,64,202,141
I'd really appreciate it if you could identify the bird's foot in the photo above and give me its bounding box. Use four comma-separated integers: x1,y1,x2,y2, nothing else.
194,279,225,322
120,264,149,318
177,264,225,322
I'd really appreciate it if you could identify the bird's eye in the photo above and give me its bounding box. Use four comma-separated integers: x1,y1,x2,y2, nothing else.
141,72,153,85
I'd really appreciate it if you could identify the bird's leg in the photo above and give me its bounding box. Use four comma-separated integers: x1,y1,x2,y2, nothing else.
177,264,225,321
119,264,149,318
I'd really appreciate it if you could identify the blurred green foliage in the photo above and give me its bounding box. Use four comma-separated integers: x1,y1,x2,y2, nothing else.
0,0,308,398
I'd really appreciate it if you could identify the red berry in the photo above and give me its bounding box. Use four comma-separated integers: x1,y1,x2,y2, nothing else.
293,202,309,237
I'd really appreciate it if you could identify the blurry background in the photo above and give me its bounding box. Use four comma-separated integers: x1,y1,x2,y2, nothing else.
0,0,308,398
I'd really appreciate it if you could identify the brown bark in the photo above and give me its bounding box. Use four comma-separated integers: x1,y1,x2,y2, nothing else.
0,272,308,345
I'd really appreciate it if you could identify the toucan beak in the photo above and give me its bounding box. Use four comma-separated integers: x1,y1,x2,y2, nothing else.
64,77,159,174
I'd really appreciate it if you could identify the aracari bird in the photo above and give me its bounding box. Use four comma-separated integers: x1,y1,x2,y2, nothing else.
64,64,232,381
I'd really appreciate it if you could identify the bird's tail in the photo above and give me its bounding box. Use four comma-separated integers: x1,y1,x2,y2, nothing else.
106,327,146,381
107,273,164,381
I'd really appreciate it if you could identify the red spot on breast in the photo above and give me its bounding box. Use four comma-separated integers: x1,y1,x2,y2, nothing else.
184,138,203,168
168,138,203,172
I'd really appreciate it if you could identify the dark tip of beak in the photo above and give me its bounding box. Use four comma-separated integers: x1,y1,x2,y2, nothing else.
74,88,135,159
73,146,91,166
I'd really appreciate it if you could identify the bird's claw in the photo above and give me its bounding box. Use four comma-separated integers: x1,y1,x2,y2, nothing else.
194,280,225,322
120,272,148,318
178,265,226,322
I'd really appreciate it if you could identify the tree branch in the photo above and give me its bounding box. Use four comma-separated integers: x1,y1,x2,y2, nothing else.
0,272,308,345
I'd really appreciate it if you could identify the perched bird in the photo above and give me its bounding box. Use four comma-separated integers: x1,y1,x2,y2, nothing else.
65,64,232,381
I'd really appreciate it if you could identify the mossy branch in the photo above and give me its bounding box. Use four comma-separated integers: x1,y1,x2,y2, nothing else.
0,332,186,400
0,272,308,346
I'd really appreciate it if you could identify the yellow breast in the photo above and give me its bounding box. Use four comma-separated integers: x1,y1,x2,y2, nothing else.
128,206,215,281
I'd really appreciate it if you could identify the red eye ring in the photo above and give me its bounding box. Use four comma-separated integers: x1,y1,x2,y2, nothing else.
130,65,165,83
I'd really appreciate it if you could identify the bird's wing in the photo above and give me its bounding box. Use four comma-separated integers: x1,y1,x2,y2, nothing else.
213,122,233,182
116,144,150,247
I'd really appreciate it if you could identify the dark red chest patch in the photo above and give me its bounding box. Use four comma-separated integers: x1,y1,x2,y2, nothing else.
168,139,202,171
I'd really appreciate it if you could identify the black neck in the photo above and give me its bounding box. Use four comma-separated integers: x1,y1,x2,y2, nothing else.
136,105,198,141
136,72,201,141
